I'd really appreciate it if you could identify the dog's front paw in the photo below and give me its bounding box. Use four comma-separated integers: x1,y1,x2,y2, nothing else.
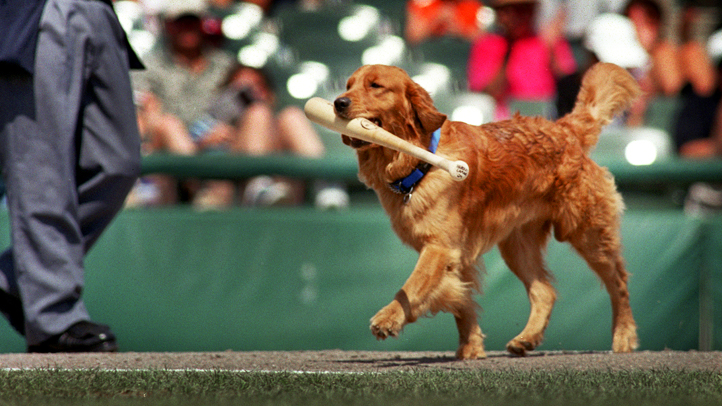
370,302,406,340
506,334,542,356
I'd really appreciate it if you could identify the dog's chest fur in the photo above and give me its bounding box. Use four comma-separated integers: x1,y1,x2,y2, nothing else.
354,150,448,249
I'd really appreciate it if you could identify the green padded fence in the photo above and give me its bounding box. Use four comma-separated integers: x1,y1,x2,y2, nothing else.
0,206,718,353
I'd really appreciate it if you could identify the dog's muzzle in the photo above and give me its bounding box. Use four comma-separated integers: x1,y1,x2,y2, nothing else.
334,96,371,149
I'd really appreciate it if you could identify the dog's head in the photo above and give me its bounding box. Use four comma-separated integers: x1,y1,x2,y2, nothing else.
334,65,447,183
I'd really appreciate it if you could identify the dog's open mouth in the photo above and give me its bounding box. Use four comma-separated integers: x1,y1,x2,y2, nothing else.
342,135,370,148
342,118,381,149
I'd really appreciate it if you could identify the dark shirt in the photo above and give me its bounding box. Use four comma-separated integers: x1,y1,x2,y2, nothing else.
0,0,142,74
0,0,45,74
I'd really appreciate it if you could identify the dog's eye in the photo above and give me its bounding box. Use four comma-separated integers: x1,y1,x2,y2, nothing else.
370,82,383,89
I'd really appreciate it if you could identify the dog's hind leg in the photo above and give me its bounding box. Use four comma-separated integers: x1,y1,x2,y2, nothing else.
567,223,638,353
556,170,638,353
498,221,556,356
454,294,486,359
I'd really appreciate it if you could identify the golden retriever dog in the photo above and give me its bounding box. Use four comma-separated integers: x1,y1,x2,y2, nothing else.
333,63,640,359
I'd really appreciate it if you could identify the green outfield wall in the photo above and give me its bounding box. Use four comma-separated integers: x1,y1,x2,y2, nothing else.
0,205,718,353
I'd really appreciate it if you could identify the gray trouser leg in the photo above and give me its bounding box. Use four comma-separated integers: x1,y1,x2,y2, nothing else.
0,0,140,345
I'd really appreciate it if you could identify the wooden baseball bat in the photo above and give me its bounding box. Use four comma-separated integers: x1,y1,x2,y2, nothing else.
304,97,469,181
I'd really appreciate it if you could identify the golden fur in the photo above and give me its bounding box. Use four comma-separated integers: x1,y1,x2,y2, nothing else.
333,63,641,359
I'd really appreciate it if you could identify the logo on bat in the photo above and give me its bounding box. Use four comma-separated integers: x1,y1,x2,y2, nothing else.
359,118,377,131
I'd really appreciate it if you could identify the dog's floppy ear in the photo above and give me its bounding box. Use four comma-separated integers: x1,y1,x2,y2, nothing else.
406,80,447,134
384,79,447,183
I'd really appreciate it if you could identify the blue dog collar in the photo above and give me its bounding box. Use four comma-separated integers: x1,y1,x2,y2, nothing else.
389,128,441,195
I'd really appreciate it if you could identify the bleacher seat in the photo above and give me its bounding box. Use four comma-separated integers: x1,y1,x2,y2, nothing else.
593,126,675,165
274,4,387,80
645,96,682,135
508,99,557,120
265,4,412,114
406,37,473,89
433,91,495,126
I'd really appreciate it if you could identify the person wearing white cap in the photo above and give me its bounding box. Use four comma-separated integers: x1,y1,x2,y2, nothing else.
622,0,682,126
133,0,236,205
584,13,649,70
134,0,234,154
555,12,648,117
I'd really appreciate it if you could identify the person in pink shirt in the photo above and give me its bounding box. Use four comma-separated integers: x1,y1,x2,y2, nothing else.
467,0,577,119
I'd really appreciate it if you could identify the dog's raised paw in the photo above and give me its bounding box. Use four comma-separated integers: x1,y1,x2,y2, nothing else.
370,304,406,340
369,315,402,340
370,321,401,340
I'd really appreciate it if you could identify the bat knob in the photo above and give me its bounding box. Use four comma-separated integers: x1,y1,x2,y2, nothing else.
451,161,469,181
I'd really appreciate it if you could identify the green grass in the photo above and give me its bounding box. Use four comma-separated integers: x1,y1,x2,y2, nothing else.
0,369,720,406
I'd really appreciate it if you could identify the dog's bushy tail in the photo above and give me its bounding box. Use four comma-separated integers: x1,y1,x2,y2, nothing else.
564,62,641,153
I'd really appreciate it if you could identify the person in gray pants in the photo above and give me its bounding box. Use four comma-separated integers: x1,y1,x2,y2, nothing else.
0,0,142,352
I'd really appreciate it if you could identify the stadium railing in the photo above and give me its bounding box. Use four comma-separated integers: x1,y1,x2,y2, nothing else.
140,153,722,186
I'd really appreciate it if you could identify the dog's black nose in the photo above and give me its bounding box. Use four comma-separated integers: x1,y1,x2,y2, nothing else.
334,97,351,113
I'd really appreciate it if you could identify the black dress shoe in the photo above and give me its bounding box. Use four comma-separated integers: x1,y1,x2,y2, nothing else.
27,321,118,353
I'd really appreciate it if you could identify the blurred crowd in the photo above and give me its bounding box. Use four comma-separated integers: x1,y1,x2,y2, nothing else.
124,0,349,209
116,0,722,210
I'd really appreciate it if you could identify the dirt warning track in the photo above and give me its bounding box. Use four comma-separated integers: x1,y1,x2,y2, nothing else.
0,350,719,373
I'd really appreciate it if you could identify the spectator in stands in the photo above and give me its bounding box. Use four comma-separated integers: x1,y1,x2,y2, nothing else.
673,4,720,158
223,64,325,159
681,13,722,215
623,0,683,126
132,0,236,207
135,0,235,153
218,64,348,208
208,0,239,11
538,0,627,43
405,0,486,45
467,0,576,119
133,0,347,208
556,12,649,118
536,0,626,67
